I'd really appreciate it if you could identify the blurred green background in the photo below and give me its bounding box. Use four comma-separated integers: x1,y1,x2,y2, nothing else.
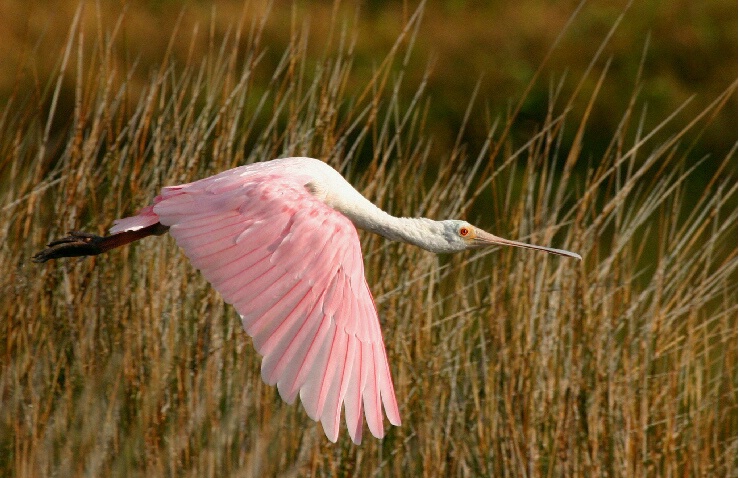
2,0,736,174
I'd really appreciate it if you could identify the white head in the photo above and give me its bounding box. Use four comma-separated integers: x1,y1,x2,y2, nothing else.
421,220,582,260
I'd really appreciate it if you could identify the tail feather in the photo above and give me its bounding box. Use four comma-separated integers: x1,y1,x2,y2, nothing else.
110,205,160,234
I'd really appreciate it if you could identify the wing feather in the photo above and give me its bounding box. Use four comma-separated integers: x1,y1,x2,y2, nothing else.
172,213,247,239
198,245,266,287
316,326,347,413
176,221,248,252
147,172,400,443
174,223,263,272
275,303,331,403
378,342,401,426
344,337,363,443
362,342,384,438
248,279,311,347
243,283,305,341
321,331,355,442
170,210,241,230
261,295,319,386
299,322,338,421
251,247,341,354
277,267,351,405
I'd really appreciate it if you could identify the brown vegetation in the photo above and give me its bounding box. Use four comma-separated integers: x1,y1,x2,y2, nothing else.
1,2,736,476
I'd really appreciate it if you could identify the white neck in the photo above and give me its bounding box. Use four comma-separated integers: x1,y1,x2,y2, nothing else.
328,191,451,252
354,212,448,251
309,166,456,253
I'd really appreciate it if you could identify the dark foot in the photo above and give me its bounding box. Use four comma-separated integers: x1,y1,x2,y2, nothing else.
32,231,106,263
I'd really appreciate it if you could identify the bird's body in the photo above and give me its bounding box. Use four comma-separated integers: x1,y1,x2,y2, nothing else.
34,156,581,444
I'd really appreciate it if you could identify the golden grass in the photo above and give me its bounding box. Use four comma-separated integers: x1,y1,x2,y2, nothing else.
1,3,736,476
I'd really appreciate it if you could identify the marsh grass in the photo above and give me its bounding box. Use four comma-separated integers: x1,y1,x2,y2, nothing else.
1,3,736,476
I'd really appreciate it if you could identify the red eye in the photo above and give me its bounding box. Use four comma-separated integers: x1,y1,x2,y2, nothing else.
459,227,470,237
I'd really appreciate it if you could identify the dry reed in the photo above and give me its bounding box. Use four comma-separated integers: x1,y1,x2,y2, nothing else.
1,3,736,477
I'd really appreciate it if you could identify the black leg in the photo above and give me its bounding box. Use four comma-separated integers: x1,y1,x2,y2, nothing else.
33,223,169,263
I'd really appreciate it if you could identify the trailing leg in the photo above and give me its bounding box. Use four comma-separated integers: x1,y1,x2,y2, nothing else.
33,222,169,263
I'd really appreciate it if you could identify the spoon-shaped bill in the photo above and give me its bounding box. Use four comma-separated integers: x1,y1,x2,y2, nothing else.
473,229,582,260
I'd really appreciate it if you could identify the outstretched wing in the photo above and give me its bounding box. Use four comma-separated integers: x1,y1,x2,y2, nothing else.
121,172,400,443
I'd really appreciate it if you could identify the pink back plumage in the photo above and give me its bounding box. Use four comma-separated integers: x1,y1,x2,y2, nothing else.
111,158,400,444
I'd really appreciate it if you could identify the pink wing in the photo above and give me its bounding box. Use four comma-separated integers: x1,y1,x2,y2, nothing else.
113,171,400,443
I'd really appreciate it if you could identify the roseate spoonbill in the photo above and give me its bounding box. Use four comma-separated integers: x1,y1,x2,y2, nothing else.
33,156,581,443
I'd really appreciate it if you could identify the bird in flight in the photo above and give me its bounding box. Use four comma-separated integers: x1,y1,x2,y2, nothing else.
34,156,581,444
